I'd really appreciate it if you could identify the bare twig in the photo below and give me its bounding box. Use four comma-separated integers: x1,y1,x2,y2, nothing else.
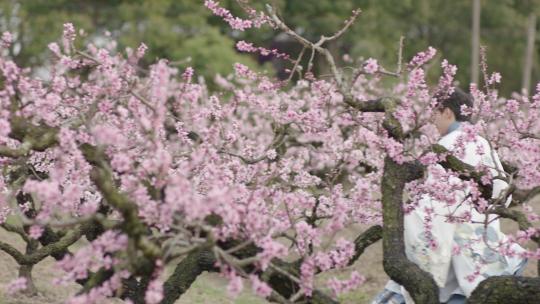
286,46,306,83
266,6,344,89
315,9,362,46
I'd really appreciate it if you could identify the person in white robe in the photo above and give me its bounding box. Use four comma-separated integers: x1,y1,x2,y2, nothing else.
372,88,528,304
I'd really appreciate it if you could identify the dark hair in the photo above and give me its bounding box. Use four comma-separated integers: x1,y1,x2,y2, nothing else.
435,87,474,122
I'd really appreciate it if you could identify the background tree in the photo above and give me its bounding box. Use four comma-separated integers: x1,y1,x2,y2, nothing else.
514,0,540,94
471,0,481,84
0,0,263,82
0,0,538,94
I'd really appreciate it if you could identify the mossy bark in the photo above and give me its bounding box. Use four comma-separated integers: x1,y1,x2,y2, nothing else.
18,242,38,296
380,157,439,303
349,225,383,266
468,276,540,303
160,248,217,304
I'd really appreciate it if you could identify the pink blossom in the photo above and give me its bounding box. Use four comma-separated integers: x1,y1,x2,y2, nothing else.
266,149,277,160
145,279,164,304
136,43,148,58
452,244,462,255
182,67,194,83
364,58,378,74
236,41,290,60
204,0,263,31
62,23,76,53
408,46,437,68
111,154,132,172
435,59,457,98
29,225,44,239
329,238,355,267
256,236,288,270
1,32,12,49
327,271,365,296
505,99,519,113
0,118,11,139
236,41,258,53
226,273,244,297
300,258,316,297
63,23,76,42
460,103,473,117
6,277,27,295
91,124,126,146
234,63,257,80
488,72,502,85
0,207,10,224
249,275,272,297
419,152,440,165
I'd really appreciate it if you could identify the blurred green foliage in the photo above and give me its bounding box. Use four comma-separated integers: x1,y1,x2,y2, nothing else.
234,0,539,94
0,0,261,82
0,0,538,94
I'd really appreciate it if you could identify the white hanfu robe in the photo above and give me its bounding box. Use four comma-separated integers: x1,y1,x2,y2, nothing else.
383,126,528,304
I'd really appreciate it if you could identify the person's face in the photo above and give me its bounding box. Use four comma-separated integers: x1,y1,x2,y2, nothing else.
431,107,456,136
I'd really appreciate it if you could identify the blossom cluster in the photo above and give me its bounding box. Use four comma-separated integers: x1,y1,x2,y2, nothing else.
0,4,538,302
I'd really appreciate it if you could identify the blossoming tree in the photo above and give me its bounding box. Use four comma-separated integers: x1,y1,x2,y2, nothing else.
0,1,539,303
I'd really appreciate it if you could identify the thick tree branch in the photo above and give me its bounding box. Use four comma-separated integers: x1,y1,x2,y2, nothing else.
8,116,59,151
490,207,537,239
0,240,26,264
343,97,390,113
0,144,31,157
160,247,217,304
511,186,540,205
467,276,540,303
489,206,540,276
1,223,34,244
431,144,494,199
80,143,161,263
0,223,90,265
22,224,87,265
348,225,383,266
380,157,439,303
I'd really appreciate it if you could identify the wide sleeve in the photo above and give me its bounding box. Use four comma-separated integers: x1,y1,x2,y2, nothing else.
403,163,458,288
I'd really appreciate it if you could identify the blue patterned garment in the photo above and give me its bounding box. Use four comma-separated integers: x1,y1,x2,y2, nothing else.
370,289,405,304
371,289,466,304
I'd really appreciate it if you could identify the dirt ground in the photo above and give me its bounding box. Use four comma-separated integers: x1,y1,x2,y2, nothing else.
0,200,538,304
